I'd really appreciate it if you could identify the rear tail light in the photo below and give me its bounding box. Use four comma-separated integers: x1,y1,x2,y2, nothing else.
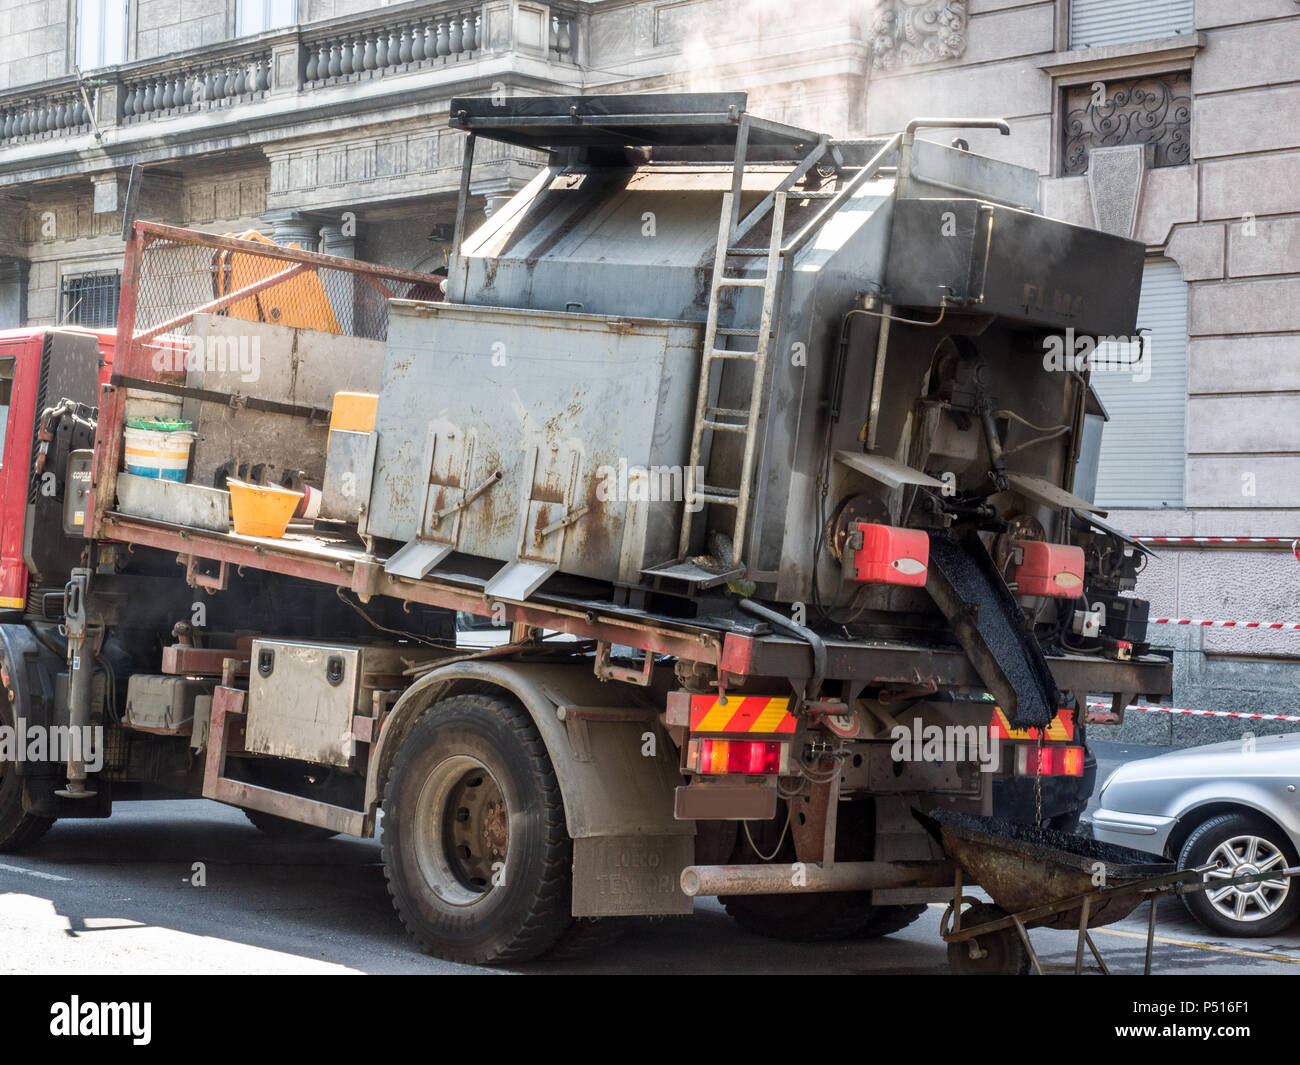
686,738,789,776
1015,744,1085,777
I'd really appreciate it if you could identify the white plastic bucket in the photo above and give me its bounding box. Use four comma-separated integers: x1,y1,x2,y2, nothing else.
123,426,195,482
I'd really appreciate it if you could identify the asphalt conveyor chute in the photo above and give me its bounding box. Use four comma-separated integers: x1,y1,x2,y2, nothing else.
924,531,1060,729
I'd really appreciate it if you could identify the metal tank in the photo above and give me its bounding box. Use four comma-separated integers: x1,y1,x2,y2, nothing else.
366,93,1142,607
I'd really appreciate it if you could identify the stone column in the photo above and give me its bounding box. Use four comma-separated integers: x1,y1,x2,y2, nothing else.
320,221,356,258
92,172,129,215
260,209,322,250
482,193,514,218
319,218,357,335
0,257,30,328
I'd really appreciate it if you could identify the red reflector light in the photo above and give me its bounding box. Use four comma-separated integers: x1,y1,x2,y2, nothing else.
1015,745,1085,777
852,522,929,587
687,738,788,775
1011,541,1085,598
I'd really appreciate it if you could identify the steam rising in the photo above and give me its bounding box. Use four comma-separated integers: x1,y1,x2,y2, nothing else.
667,0,891,137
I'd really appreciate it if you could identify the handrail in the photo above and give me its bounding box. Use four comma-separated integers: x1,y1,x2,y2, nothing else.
780,133,902,256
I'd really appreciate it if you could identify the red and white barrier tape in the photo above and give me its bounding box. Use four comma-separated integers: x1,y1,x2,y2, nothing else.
1087,700,1300,724
1136,536,1294,544
1150,617,1300,630
1132,536,1300,563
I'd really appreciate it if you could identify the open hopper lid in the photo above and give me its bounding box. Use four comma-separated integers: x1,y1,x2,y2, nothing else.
447,92,822,154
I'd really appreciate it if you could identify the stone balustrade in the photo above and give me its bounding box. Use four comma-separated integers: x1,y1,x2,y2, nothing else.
121,50,274,124
302,10,483,84
1,88,92,141
0,0,582,148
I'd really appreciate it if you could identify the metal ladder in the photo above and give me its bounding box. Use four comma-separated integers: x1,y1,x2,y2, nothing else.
676,188,788,574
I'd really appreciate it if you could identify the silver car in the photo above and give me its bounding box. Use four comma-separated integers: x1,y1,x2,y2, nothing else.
1091,734,1300,937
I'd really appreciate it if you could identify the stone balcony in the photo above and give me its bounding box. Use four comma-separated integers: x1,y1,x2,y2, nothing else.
0,0,586,194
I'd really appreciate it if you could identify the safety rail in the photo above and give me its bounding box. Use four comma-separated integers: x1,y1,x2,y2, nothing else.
87,221,444,538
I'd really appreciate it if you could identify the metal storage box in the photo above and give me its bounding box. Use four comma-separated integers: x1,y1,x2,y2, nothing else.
246,639,415,767
125,675,214,733
364,302,702,596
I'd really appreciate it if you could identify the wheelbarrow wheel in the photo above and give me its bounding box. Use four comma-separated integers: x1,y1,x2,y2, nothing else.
947,903,1030,975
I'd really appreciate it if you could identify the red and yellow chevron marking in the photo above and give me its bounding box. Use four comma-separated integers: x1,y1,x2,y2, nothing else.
690,694,796,735
990,707,1075,742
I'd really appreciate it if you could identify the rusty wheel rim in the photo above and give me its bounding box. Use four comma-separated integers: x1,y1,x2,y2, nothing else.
414,755,509,907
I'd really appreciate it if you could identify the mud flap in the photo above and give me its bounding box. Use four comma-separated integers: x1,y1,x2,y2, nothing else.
571,835,695,916
924,531,1059,728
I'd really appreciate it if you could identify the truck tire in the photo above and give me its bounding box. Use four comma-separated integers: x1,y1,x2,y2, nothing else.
541,917,629,961
720,800,913,942
723,890,883,941
0,697,55,853
1178,812,1300,937
854,903,928,938
381,692,573,964
242,808,338,841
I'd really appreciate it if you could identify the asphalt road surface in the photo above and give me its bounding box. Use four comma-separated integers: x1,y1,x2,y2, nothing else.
2,741,1298,975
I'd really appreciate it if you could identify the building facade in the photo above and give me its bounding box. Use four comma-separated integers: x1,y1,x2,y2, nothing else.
1,0,1296,740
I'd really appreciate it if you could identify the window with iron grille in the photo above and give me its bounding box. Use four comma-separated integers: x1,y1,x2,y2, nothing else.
59,270,121,328
1061,72,1191,177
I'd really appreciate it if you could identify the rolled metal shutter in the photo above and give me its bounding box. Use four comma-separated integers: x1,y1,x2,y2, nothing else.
1068,0,1194,49
1092,258,1187,508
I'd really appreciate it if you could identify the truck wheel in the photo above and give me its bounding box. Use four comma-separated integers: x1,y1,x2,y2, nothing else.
1178,812,1300,937
723,890,882,941
721,800,899,941
541,917,629,961
854,903,928,938
947,903,1030,975
243,808,338,841
0,698,55,853
381,692,572,964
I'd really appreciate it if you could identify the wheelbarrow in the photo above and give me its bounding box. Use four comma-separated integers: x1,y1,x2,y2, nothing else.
918,809,1300,975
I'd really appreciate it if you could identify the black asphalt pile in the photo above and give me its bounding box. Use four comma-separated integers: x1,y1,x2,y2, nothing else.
924,808,1172,870
927,533,1059,729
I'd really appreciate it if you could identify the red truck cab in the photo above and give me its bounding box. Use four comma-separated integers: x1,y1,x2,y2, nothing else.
0,328,113,612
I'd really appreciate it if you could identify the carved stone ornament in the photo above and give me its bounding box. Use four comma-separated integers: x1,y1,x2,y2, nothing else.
870,0,968,70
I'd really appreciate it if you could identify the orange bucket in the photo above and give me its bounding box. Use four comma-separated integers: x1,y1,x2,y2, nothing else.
227,479,303,538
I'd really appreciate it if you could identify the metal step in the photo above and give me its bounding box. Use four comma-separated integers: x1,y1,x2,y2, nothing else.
640,558,745,589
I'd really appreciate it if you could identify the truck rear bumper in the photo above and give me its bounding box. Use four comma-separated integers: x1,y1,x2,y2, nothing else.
722,634,1174,698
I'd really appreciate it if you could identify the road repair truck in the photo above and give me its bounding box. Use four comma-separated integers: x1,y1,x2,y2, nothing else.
0,93,1171,964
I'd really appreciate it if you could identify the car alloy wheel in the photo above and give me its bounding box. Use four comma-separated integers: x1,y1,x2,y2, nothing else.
1202,834,1292,924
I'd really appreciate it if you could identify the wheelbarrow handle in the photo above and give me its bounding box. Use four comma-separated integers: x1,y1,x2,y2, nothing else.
1171,863,1300,897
